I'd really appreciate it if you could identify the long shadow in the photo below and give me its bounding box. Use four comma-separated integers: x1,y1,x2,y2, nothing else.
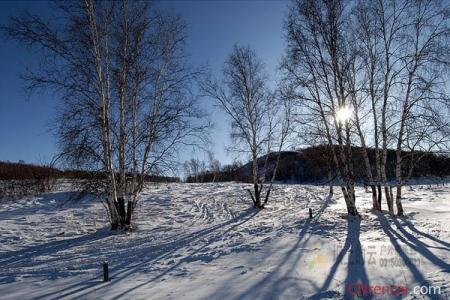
229,219,314,300
402,219,450,250
390,218,450,271
0,228,110,274
210,194,334,300
37,208,259,300
311,216,371,300
0,191,85,220
109,208,258,277
375,213,434,297
111,208,259,300
343,217,371,299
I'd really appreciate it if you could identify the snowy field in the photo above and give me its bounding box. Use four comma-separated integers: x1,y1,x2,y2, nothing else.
0,182,449,299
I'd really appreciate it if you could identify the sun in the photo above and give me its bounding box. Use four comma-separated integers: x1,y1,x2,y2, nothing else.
335,106,352,124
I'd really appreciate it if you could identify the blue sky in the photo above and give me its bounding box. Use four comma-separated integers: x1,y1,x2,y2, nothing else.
0,0,288,167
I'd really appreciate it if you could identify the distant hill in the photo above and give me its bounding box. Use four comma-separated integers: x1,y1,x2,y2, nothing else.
190,145,450,184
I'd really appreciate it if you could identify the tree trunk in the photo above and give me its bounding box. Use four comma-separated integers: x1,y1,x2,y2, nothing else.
108,197,119,230
253,182,262,208
377,185,382,209
263,189,271,207
85,0,120,230
388,186,394,213
395,151,405,216
352,92,378,211
396,185,404,216
386,187,393,213
371,185,377,210
371,64,382,211
345,186,358,216
384,186,392,213
381,149,392,213
118,2,129,208
117,197,126,226
327,168,334,196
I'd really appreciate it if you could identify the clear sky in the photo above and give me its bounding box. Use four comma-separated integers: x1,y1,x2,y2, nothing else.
0,0,289,167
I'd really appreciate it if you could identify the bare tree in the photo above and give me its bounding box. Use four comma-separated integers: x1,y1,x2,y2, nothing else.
278,78,336,195
202,45,290,208
391,0,449,216
3,0,208,230
207,151,221,182
355,0,449,215
345,37,380,211
284,0,359,215
351,1,386,211
370,0,410,214
404,110,450,186
284,0,449,217
183,157,207,183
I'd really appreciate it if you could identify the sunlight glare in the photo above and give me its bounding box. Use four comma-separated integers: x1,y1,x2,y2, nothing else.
335,106,352,124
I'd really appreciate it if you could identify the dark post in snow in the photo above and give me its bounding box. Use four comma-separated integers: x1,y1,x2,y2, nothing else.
103,261,109,282
309,208,313,219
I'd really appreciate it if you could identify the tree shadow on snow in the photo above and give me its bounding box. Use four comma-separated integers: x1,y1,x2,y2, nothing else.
311,201,450,300
208,194,338,300
0,227,111,283
375,213,449,300
402,218,450,251
35,207,260,300
0,191,90,219
309,215,371,300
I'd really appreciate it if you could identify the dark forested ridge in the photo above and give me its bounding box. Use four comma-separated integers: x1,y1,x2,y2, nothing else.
0,161,60,180
2,145,449,184
187,146,450,183
0,161,180,182
0,161,180,198
275,146,450,183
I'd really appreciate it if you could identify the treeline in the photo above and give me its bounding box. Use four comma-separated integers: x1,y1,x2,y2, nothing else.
61,170,180,183
186,146,450,184
0,161,180,198
0,161,60,180
0,161,180,182
185,161,244,183
0,161,60,197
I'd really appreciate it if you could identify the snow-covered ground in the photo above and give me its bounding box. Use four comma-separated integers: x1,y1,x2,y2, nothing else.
0,182,449,299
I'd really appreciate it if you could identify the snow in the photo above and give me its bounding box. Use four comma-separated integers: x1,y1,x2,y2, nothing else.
0,182,449,299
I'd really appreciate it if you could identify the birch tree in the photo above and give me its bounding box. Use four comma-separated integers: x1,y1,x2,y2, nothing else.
352,1,385,211
346,39,380,211
284,0,359,215
392,0,449,216
3,0,208,230
202,45,291,208
284,0,449,216
207,151,221,182
373,0,409,214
